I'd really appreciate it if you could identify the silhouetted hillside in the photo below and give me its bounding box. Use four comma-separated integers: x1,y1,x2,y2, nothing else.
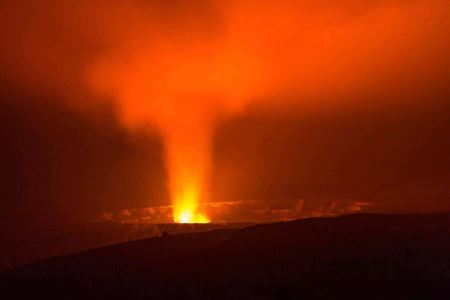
0,221,252,272
1,213,449,299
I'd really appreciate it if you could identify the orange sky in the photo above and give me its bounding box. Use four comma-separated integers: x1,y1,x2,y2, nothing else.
0,0,449,224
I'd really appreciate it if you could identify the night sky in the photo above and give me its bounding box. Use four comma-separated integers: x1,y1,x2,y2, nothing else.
0,0,449,232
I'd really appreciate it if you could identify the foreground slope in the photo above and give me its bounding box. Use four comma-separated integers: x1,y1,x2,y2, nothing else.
1,213,450,299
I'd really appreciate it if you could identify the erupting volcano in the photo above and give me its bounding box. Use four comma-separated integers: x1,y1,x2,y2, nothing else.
1,0,450,298
81,0,449,223
88,35,260,224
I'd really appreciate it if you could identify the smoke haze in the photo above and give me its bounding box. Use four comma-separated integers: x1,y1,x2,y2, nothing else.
0,0,449,224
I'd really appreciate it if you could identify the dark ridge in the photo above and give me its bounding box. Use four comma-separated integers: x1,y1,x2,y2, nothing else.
1,213,450,299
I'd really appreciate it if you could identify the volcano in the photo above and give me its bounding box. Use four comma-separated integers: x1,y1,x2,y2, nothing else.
1,213,449,299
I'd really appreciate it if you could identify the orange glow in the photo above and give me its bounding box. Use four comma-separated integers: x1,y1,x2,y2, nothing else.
88,42,260,223
100,199,373,224
68,0,449,223
166,121,212,223
0,0,448,226
173,187,210,223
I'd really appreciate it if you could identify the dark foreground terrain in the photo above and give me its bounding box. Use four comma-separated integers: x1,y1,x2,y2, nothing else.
1,213,449,299
0,221,251,272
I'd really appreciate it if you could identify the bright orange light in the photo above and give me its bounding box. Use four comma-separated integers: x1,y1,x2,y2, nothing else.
177,211,210,224
164,115,213,224
83,0,450,225
173,186,210,223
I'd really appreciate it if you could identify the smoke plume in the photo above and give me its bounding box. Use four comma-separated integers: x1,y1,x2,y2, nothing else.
1,0,449,222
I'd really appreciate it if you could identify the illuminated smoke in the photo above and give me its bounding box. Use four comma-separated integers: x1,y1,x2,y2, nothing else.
88,38,260,222
1,0,448,222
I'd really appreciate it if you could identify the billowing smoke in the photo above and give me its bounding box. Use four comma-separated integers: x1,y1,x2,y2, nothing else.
86,14,261,222
1,0,449,222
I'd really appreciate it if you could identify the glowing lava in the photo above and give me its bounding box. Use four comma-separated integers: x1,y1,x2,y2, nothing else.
173,186,210,223
165,121,212,224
